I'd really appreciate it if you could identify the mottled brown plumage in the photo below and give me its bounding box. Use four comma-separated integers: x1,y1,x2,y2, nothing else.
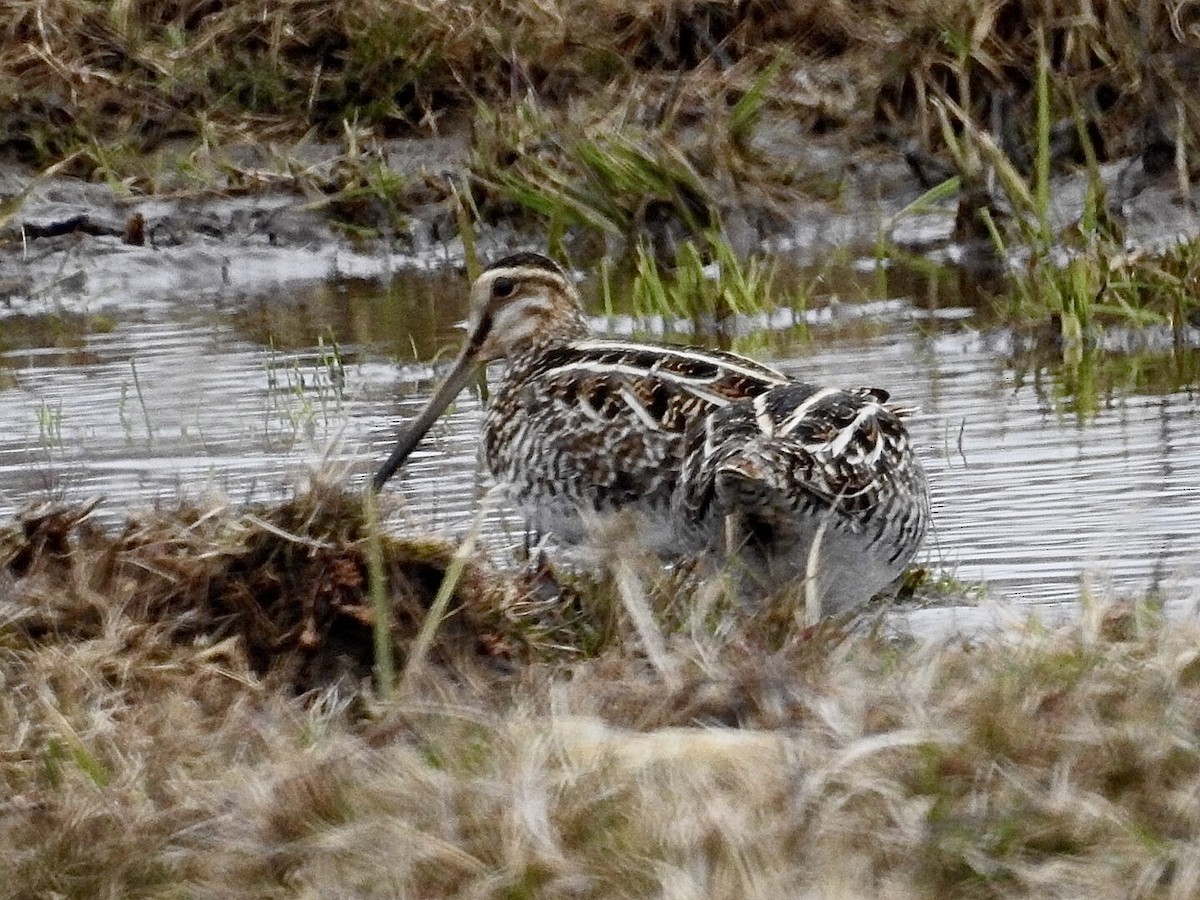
374,252,929,614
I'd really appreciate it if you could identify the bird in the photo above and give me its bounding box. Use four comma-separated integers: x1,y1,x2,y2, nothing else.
373,251,929,616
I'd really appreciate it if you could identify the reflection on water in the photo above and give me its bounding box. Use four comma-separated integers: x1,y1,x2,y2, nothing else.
1011,342,1200,419
1,257,1198,610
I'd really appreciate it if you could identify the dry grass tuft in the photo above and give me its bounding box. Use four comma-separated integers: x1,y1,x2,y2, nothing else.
0,483,524,696
3,489,1200,896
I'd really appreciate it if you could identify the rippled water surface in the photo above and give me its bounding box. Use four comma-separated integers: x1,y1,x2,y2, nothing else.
2,258,1198,610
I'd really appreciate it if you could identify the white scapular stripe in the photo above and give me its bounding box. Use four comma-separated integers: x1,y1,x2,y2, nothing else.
753,392,775,438
827,403,883,457
567,340,789,384
777,387,839,436
618,386,663,432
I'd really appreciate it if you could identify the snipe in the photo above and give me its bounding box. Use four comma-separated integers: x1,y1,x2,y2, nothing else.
373,252,929,615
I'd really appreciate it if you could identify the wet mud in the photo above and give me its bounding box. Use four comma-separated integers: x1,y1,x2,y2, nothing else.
2,129,1198,322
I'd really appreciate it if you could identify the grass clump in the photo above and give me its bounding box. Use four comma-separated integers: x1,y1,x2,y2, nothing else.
919,17,1200,350
466,53,800,246
468,97,716,242
0,479,730,694
597,233,806,322
1000,236,1200,357
0,482,520,696
4,488,1200,897
0,0,893,168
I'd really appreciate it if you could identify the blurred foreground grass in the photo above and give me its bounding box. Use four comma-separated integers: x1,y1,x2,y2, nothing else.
2,484,1198,897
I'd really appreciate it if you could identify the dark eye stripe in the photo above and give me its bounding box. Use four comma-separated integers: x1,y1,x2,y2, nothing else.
469,312,493,350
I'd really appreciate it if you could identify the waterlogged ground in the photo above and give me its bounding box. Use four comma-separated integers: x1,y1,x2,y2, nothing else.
2,248,1198,611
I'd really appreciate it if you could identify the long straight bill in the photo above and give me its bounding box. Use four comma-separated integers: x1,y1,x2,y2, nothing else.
371,347,480,490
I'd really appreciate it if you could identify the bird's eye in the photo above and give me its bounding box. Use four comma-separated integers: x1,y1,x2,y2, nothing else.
492,277,516,299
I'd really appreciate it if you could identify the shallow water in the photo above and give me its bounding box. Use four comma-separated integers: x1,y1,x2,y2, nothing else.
1,257,1198,610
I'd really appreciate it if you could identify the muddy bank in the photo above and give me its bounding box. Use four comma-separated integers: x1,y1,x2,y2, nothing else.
2,133,1198,321
2,0,1198,323
0,135,473,316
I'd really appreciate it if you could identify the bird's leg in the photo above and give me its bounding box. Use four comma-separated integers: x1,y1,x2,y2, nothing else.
803,511,834,626
723,512,747,558
514,528,564,605
520,527,554,572
720,513,779,606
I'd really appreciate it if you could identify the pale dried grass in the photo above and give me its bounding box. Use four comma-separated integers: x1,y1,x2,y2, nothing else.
2,489,1199,897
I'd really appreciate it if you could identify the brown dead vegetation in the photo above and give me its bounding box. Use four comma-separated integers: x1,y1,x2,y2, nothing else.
0,485,533,696
1,0,1194,177
1,482,754,699
3,0,1197,299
